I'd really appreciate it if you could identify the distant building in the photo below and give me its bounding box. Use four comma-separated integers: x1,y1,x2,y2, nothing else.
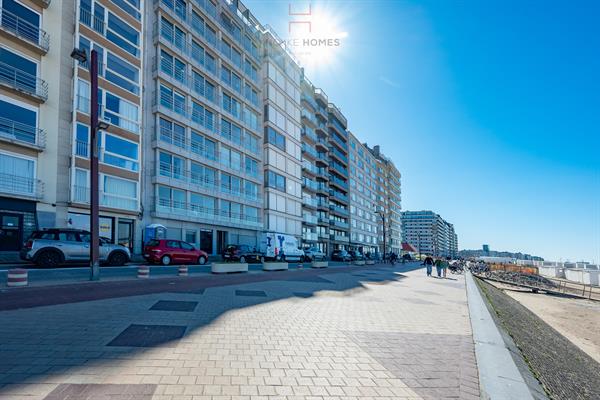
459,249,543,261
483,244,490,254
401,211,457,258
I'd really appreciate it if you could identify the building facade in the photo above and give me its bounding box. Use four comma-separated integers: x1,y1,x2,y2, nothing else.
262,29,302,238
401,210,458,258
0,0,405,260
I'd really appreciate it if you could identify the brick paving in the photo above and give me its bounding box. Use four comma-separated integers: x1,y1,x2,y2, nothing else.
0,263,479,399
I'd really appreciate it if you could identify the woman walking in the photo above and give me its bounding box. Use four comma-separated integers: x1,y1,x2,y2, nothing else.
434,258,443,277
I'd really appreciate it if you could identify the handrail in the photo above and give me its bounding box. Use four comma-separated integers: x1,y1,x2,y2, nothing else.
0,7,50,51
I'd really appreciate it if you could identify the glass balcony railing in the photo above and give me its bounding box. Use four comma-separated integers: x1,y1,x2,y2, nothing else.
73,185,138,211
303,214,318,224
302,178,318,191
0,61,48,101
329,146,348,163
0,117,45,148
329,204,349,216
301,108,318,126
330,233,349,242
303,197,318,207
302,126,318,142
302,160,318,174
0,7,50,52
329,219,349,229
302,231,318,241
301,143,318,159
329,175,349,190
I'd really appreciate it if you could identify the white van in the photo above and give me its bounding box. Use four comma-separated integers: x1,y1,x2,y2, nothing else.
259,232,304,262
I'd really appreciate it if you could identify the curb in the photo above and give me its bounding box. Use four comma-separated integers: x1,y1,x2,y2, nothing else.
465,272,534,400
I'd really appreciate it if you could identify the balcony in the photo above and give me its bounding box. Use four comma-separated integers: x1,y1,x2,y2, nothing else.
330,233,349,243
328,103,348,130
330,219,349,229
303,214,318,225
77,96,141,134
316,167,328,179
303,196,318,208
0,173,43,199
301,143,318,159
329,204,349,216
315,121,327,133
330,161,348,176
156,197,262,229
302,231,318,241
30,0,51,8
0,117,45,150
329,175,348,190
315,136,328,150
318,216,329,225
329,132,347,151
0,61,47,102
302,126,318,143
314,88,328,106
318,231,329,239
302,178,318,192
317,199,329,210
73,185,138,211
302,160,318,175
301,108,318,126
0,7,50,54
316,182,328,194
329,146,348,164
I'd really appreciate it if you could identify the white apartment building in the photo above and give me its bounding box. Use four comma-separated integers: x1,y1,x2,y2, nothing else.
401,210,458,257
261,30,303,238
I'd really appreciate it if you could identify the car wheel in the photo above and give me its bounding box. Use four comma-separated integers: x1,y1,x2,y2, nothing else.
161,255,171,266
239,256,246,263
36,250,62,268
198,255,207,265
108,252,127,266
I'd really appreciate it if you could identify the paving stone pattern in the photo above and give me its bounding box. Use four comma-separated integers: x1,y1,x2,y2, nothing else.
0,263,480,399
43,384,157,400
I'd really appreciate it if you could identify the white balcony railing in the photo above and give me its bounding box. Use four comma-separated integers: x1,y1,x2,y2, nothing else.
0,61,48,101
0,7,50,52
72,185,138,211
0,172,43,198
0,117,45,148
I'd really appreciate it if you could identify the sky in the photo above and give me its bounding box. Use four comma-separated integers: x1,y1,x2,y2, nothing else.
244,0,600,262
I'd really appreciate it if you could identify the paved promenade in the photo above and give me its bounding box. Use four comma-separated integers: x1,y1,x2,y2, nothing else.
0,263,480,400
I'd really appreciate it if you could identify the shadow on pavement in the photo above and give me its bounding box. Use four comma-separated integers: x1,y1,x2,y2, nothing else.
0,263,424,394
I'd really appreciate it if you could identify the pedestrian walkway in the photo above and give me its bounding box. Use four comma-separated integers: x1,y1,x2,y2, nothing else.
0,263,480,400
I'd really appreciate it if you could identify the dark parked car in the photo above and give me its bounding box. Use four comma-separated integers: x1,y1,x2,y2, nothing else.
331,250,352,262
222,244,262,263
20,229,130,267
348,250,365,261
143,239,208,265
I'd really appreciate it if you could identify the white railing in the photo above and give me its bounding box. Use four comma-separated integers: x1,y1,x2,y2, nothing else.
156,197,262,228
0,60,47,100
0,172,43,198
0,7,50,51
0,117,45,148
72,185,138,211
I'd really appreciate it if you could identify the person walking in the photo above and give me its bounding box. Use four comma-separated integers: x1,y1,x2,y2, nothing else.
423,256,434,276
434,258,443,277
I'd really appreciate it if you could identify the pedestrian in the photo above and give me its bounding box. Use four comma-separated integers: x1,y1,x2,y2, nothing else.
423,256,434,276
435,258,443,277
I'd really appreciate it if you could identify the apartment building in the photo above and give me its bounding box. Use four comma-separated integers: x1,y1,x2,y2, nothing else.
401,210,458,257
367,144,402,255
142,0,264,255
327,102,350,252
348,133,379,255
262,29,302,238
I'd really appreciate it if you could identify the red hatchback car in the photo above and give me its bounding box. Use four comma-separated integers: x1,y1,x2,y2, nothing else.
143,239,208,265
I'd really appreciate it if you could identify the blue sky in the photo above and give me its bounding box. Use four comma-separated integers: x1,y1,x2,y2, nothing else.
245,0,600,262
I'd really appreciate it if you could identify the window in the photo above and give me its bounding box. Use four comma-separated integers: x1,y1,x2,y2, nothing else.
0,47,37,93
106,52,139,94
1,0,41,44
107,13,139,56
75,123,89,157
192,71,214,102
160,50,185,84
245,206,259,221
0,151,35,196
159,117,186,147
0,98,38,145
159,151,184,179
244,131,259,154
191,162,216,186
160,84,186,116
221,118,242,145
191,131,216,160
222,93,241,119
166,240,180,249
103,92,139,133
244,59,258,82
231,72,241,93
265,171,286,192
244,83,259,107
158,185,185,209
191,101,214,131
191,40,215,74
243,107,258,130
102,175,137,210
111,0,141,20
245,181,258,200
219,146,241,171
245,156,258,177
102,134,139,171
265,126,285,151
190,192,215,215
161,17,186,52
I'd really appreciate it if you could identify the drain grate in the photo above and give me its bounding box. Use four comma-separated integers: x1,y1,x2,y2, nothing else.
150,300,198,312
107,324,186,347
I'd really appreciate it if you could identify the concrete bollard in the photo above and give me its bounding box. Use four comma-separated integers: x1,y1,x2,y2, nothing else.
178,265,188,276
137,265,149,279
7,268,28,287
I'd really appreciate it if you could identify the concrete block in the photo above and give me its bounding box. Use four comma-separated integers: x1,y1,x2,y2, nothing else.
353,260,366,266
366,260,375,265
212,263,248,274
311,261,328,269
262,262,288,271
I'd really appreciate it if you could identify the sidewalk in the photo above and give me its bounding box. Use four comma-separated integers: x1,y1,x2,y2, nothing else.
0,263,480,400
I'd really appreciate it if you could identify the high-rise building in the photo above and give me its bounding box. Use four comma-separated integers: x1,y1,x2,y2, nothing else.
348,133,379,255
262,29,302,238
0,0,404,261
401,210,458,257
142,0,264,255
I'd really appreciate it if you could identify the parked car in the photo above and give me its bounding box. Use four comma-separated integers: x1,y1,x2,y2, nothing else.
331,250,352,262
143,239,208,265
20,229,131,267
222,244,262,263
348,250,365,261
303,247,326,261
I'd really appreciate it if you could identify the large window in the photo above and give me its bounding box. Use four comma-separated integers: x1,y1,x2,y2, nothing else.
107,12,139,56
0,47,37,93
103,91,139,133
102,175,137,210
0,98,38,144
106,52,140,94
191,101,214,131
191,40,215,74
159,117,186,148
0,151,35,196
158,185,185,210
111,0,141,20
160,50,186,84
222,93,240,119
191,70,214,102
160,84,186,116
161,17,186,52
265,170,286,192
191,162,216,187
221,118,242,145
101,133,139,171
191,131,216,160
265,126,285,151
1,0,41,45
190,192,215,215
159,151,184,179
245,156,258,177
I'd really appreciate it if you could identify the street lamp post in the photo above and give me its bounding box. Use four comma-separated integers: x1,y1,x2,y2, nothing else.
375,209,386,262
71,48,107,281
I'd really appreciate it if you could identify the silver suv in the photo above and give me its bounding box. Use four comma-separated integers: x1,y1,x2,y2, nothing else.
20,229,131,267
303,247,327,261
